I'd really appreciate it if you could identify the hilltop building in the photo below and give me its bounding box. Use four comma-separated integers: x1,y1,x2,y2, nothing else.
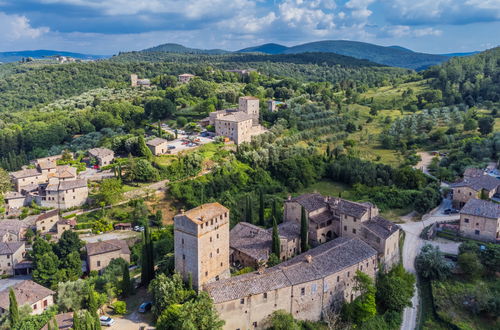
178,73,195,83
130,74,151,87
459,198,500,242
209,96,266,145
174,203,230,289
146,137,170,155
86,239,130,273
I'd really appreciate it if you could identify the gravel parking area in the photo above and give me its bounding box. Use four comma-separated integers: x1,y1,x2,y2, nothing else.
81,230,140,243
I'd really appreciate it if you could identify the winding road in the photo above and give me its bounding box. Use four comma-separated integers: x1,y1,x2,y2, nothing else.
399,204,461,330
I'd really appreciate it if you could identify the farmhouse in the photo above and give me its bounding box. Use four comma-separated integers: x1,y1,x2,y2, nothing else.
459,198,500,242
146,137,170,155
88,147,114,167
0,242,25,275
451,174,500,208
86,239,130,273
0,280,55,315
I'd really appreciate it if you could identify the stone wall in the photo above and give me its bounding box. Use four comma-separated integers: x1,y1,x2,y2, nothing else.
460,213,499,242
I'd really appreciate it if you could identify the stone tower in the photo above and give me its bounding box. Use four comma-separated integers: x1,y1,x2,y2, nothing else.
130,74,138,87
238,96,260,125
174,202,230,289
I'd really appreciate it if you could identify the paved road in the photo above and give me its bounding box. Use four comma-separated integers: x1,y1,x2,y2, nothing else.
399,209,460,330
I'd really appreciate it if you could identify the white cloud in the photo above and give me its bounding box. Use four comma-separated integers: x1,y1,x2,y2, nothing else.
413,27,442,37
383,25,442,38
345,0,375,20
0,12,49,41
278,0,336,35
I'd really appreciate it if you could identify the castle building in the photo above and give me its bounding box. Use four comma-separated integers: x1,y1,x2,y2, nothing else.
238,96,260,125
174,203,231,289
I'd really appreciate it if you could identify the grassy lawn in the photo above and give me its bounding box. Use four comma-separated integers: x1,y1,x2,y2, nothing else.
361,80,430,104
297,180,353,199
380,206,414,222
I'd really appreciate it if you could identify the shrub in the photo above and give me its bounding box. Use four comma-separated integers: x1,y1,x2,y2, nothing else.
112,300,127,315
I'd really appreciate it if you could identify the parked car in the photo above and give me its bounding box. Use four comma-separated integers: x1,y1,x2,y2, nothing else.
100,316,115,327
138,302,152,313
444,208,459,215
168,145,176,149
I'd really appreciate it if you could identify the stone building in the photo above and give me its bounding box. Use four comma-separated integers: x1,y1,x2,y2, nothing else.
451,174,500,208
283,193,400,269
267,100,285,112
0,280,55,315
214,112,254,145
0,242,25,275
146,137,170,155
230,221,300,268
0,220,29,242
205,237,377,330
178,73,195,83
239,96,260,125
40,178,88,210
130,74,151,87
35,210,74,239
86,239,130,273
174,203,230,289
88,148,115,167
459,198,500,242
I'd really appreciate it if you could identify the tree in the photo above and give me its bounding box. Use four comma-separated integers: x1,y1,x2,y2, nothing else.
152,210,163,227
458,251,484,280
342,271,377,324
265,310,301,330
267,253,280,267
271,217,280,257
130,159,160,182
137,135,153,161
463,117,478,131
121,263,133,298
98,178,123,205
150,273,195,320
56,230,84,259
0,168,12,194
57,280,88,312
62,251,83,281
376,264,415,312
478,116,494,135
416,244,452,280
259,189,265,226
141,225,155,286
300,206,309,252
32,252,61,289
144,98,176,120
9,288,19,327
245,194,253,224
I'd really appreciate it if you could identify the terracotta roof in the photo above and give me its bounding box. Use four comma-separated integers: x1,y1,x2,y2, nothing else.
86,239,130,256
42,312,73,330
460,198,500,219
179,73,195,77
179,203,229,224
59,179,87,190
205,237,376,304
36,209,60,222
452,175,500,191
288,193,327,212
362,216,399,239
146,137,169,147
0,280,54,310
37,160,57,170
230,222,272,261
11,168,40,179
57,218,76,226
88,148,114,158
0,242,24,255
218,112,253,122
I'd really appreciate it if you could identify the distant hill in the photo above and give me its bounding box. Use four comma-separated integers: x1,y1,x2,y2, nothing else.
141,43,229,55
236,40,474,70
238,43,289,55
0,50,109,63
439,51,481,57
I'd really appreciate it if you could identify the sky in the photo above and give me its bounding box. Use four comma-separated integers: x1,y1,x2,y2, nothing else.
0,0,499,55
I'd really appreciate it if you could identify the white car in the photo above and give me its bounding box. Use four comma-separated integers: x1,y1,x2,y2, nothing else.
100,316,115,327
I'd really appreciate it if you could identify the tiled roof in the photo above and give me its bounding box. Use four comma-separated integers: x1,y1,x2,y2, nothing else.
179,203,228,224
309,210,335,224
452,175,500,191
11,168,40,179
460,198,500,219
463,168,484,179
36,209,59,222
205,237,376,304
288,193,327,212
4,192,25,200
146,137,168,147
41,312,73,330
0,280,55,310
86,239,130,256
218,112,253,122
230,222,272,261
336,199,371,218
37,160,57,170
362,216,399,239
0,219,28,233
59,179,87,190
275,221,300,240
88,148,114,158
179,73,195,77
240,96,259,100
0,242,24,255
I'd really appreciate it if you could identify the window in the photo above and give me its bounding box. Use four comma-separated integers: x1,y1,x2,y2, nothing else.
205,271,208,276
253,322,258,328
217,248,219,254
240,298,245,304
353,218,357,222
182,238,184,244
337,276,340,282
301,287,305,295
352,228,356,234
475,230,480,235
464,218,469,223
43,300,48,307
211,220,214,225
33,303,37,310
217,234,219,239
220,262,223,267
347,271,350,277
182,254,185,260
7,263,10,266
215,276,219,281
210,253,212,258
210,237,212,242
97,261,101,267
263,292,267,299
469,192,472,196
344,226,347,231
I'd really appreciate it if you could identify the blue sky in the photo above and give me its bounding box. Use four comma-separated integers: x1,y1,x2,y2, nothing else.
0,0,499,54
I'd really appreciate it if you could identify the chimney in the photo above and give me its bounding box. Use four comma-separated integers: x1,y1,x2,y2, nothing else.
181,209,185,214
305,255,313,263
258,266,265,275
287,195,292,201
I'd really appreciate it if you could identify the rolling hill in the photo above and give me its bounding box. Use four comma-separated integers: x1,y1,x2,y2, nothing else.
238,40,450,70
0,50,109,63
141,43,229,55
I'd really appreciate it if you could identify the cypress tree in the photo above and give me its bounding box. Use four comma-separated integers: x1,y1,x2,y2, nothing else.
271,217,280,256
188,272,193,291
245,194,253,224
87,286,97,315
137,135,153,161
300,206,309,252
9,288,19,327
258,189,265,226
141,225,155,286
122,263,132,298
272,199,281,223
157,121,163,137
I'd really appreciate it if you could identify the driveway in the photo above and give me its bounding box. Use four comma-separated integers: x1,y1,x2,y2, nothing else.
399,205,460,330
108,314,153,330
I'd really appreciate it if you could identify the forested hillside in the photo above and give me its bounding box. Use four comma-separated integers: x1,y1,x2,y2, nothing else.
425,47,500,105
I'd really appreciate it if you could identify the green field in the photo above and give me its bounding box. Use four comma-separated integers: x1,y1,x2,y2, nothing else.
296,179,353,199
